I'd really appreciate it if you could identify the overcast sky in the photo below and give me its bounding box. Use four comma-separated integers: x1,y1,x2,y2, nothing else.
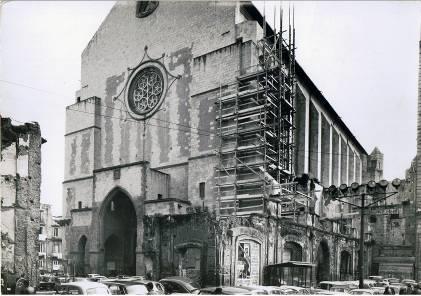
1,1,420,215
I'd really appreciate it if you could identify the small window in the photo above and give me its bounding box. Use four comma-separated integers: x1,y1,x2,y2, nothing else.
53,227,59,237
157,194,163,200
199,182,205,199
390,213,399,219
39,227,44,234
370,216,377,223
113,168,121,180
78,201,82,209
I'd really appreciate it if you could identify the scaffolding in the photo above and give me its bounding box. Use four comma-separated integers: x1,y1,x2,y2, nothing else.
216,16,297,217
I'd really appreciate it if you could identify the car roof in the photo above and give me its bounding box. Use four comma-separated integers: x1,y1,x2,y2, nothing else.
102,280,146,286
62,281,108,288
200,286,251,293
161,276,195,283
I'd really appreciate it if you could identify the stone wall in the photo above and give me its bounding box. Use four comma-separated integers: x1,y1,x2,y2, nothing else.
1,117,43,286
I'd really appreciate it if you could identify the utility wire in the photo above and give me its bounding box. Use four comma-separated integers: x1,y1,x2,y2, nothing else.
2,79,368,159
0,79,215,136
66,107,214,138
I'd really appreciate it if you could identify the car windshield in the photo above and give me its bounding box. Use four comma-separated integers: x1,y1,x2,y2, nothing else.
87,287,110,295
185,282,201,291
126,285,148,295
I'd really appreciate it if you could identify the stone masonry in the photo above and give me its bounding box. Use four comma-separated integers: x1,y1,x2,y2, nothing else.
1,116,46,286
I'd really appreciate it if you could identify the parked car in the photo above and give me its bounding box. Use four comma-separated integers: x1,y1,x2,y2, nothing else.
36,281,57,295
234,285,268,294
319,281,357,292
402,279,417,285
159,276,200,294
130,280,165,294
199,286,252,295
348,288,378,295
258,286,288,295
309,288,337,295
385,278,401,284
102,280,150,295
88,275,108,282
278,286,310,294
369,276,384,282
57,281,111,295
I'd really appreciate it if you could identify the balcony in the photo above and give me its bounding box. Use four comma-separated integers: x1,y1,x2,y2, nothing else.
38,252,46,257
144,198,191,216
38,234,47,241
52,264,62,271
52,252,62,259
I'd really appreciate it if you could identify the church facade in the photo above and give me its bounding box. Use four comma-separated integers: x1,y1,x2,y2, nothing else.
62,1,380,286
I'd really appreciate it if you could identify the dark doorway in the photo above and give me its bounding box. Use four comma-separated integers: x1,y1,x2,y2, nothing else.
102,189,137,276
315,240,330,283
340,250,352,280
77,235,87,276
283,241,303,262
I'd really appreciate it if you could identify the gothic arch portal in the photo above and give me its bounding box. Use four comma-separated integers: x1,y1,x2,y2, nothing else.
283,241,303,262
339,250,352,280
76,235,87,276
100,187,137,276
316,240,330,282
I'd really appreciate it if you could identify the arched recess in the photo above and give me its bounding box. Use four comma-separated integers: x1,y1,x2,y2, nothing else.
283,241,303,262
175,242,205,286
100,187,137,276
315,240,330,283
76,235,87,276
234,235,263,287
339,250,352,280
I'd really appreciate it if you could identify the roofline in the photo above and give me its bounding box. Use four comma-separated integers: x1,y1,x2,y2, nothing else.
241,2,368,156
295,64,368,156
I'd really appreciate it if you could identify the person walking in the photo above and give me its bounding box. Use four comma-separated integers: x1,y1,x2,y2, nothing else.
383,285,394,295
15,274,29,294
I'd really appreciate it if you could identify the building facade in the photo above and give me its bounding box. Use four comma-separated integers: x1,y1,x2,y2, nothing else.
415,38,421,282
368,164,417,280
38,204,65,275
1,117,45,286
63,1,380,285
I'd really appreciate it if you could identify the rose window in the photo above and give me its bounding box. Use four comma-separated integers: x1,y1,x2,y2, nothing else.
128,66,164,115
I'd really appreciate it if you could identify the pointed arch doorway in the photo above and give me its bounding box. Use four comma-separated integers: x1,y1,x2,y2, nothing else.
101,188,137,276
76,235,87,276
315,240,330,283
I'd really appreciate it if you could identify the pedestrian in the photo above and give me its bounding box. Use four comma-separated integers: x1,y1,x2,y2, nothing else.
146,282,158,295
145,271,153,281
15,273,29,294
384,286,393,295
413,284,421,295
213,287,223,294
407,284,414,295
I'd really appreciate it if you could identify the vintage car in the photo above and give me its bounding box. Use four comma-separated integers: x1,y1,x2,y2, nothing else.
57,281,111,295
159,276,201,294
199,286,253,295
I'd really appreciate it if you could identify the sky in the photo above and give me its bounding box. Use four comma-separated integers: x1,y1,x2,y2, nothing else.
1,1,420,215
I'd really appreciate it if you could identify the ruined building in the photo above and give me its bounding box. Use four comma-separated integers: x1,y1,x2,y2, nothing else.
63,2,382,285
1,117,45,286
